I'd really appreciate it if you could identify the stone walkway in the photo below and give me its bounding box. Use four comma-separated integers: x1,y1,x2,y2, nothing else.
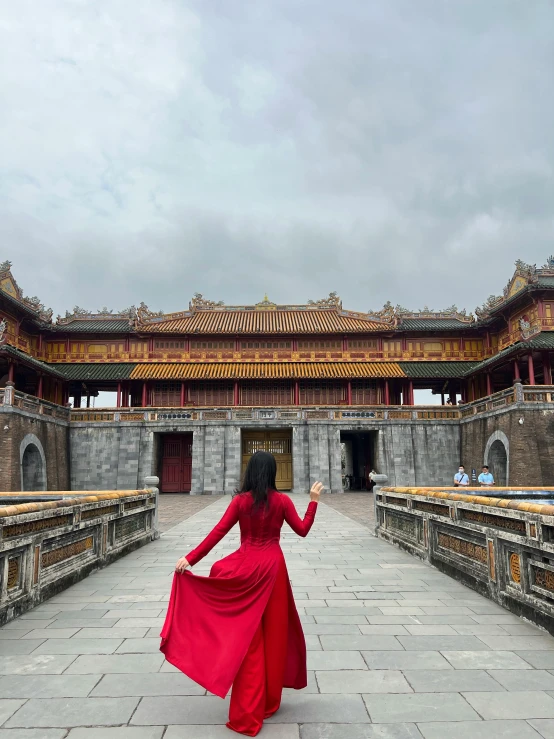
3,497,554,738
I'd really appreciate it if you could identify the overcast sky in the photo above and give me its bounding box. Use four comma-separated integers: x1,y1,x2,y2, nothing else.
1,0,553,319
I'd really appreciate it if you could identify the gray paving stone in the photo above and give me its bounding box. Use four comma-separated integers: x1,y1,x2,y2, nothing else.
451,624,509,635
0,655,77,675
307,651,367,670
442,651,533,670
66,730,165,739
403,625,456,635
397,635,491,651
403,669,503,692
131,696,228,725
0,702,27,725
76,628,149,639
528,719,554,738
319,635,403,651
490,670,554,691
478,635,554,651
363,693,480,723
267,694,370,723
314,614,369,624
0,675,101,698
5,698,139,728
165,726,299,738
300,726,423,739
0,641,45,655
359,625,409,635
33,639,122,655
65,654,165,674
0,629,34,639
517,652,554,669
46,618,119,629
114,638,161,653
316,670,411,693
361,651,452,670
418,720,542,738
303,623,362,634
463,690,554,719
0,731,67,739
20,629,80,640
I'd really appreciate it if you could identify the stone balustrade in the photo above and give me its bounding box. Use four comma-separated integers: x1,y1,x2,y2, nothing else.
0,477,159,625
376,485,554,634
0,386,71,421
70,404,462,424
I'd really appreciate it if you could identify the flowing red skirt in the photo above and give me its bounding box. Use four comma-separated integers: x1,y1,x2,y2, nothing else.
160,542,307,700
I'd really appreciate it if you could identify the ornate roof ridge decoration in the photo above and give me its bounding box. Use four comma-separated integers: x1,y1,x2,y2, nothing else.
189,293,225,311
57,306,138,326
473,256,554,319
0,261,53,324
307,292,342,310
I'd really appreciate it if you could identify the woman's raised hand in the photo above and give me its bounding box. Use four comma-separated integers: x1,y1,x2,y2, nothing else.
175,556,190,573
310,481,324,501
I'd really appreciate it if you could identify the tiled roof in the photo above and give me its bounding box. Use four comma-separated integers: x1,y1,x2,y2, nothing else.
0,345,66,378
130,362,406,380
398,318,475,331
400,361,478,378
55,363,137,381
463,332,554,375
138,310,384,335
52,319,132,333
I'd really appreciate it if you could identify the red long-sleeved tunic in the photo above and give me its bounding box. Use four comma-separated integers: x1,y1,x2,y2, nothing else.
160,491,318,699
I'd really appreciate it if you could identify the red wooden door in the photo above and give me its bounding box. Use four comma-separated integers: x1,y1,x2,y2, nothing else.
161,434,193,493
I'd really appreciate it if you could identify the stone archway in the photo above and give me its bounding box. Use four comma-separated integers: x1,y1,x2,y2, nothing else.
484,430,509,486
20,434,47,491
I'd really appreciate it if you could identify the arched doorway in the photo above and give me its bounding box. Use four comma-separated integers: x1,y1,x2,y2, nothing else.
20,434,47,491
487,439,508,486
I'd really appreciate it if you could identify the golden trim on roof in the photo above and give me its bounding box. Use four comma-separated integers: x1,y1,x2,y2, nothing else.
129,362,406,380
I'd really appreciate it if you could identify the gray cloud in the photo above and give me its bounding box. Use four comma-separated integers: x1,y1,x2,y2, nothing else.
1,0,553,317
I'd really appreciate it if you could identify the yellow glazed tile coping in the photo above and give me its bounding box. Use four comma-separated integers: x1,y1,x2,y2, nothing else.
381,487,554,517
0,490,152,519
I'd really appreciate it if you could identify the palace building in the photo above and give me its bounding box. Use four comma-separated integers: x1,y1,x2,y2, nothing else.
1,257,554,494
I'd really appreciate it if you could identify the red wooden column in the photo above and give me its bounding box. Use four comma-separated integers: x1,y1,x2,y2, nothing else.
233,381,239,406
116,382,121,408
409,380,414,405
7,361,14,383
384,380,390,406
294,381,300,405
543,352,552,385
528,354,536,386
181,382,187,406
142,382,148,407
513,359,521,382
346,380,352,406
486,373,492,396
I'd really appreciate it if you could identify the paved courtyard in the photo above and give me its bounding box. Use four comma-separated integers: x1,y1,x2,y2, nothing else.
3,496,554,738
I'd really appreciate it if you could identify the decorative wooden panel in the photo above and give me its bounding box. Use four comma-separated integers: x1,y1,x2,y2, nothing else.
189,381,234,407
240,381,293,407
42,536,94,568
299,380,345,406
241,431,292,491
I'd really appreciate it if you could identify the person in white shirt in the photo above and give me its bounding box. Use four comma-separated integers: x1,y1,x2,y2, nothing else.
454,465,470,487
478,466,495,486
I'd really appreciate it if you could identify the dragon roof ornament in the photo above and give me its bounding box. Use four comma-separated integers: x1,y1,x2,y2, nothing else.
0,261,53,324
189,293,225,311
307,292,342,309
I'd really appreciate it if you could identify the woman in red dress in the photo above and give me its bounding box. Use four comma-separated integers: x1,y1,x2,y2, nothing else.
160,450,323,736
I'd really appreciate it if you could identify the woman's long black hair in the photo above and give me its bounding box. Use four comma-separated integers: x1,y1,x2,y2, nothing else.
238,450,278,508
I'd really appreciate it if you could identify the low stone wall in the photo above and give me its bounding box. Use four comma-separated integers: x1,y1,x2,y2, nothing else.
375,486,554,634
0,484,159,625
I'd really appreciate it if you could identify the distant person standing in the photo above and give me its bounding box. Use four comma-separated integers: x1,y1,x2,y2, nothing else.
478,465,495,487
454,465,469,487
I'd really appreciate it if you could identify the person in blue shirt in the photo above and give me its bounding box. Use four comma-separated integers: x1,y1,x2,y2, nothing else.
454,466,470,487
478,465,495,486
